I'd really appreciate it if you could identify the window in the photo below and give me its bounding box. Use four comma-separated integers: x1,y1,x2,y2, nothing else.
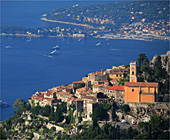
120,74,122,77
110,91,112,93
116,74,118,77
132,89,134,92
132,71,134,75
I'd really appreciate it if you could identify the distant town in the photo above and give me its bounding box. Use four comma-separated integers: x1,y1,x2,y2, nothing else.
1,1,170,41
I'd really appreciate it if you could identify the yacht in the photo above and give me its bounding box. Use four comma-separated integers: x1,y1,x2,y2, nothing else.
53,45,60,49
50,49,57,54
5,45,12,49
96,42,101,46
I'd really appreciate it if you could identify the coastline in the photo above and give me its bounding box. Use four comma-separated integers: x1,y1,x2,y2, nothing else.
41,17,94,28
0,33,153,42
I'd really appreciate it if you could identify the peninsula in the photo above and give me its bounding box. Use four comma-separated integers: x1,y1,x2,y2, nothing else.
1,52,170,139
1,0,170,41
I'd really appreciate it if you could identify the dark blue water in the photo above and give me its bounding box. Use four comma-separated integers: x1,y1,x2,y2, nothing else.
1,1,169,121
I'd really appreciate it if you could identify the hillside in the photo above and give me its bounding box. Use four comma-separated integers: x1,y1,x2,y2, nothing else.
45,0,169,31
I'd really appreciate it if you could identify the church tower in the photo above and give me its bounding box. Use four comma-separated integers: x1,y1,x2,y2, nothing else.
130,61,137,82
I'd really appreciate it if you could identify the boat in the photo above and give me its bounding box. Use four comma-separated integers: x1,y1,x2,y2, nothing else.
26,39,31,42
96,42,101,46
0,98,10,107
5,45,12,49
52,45,60,49
50,49,57,54
78,39,81,42
50,50,60,55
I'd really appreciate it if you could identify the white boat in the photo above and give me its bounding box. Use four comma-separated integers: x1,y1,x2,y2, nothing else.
5,45,12,48
96,42,101,46
50,49,57,54
78,39,81,42
26,39,31,42
53,45,60,49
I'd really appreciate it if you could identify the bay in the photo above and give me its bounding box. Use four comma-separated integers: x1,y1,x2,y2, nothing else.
1,0,169,121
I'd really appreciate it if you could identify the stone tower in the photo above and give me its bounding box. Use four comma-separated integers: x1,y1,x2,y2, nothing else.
130,61,137,82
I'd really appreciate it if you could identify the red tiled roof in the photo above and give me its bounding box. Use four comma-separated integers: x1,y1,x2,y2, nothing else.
29,96,44,101
110,72,124,75
82,96,97,100
57,92,74,97
43,98,55,101
46,90,55,96
52,86,65,90
39,91,46,94
73,80,84,84
106,85,124,91
93,84,107,88
98,98,107,100
125,82,158,87
76,87,86,92
88,71,103,75
80,92,89,95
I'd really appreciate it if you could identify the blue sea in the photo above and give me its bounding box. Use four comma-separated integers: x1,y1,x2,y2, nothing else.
1,0,169,121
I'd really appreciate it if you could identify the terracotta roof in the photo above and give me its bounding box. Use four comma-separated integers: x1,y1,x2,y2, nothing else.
52,86,65,90
124,82,158,87
57,92,74,97
73,80,84,84
110,72,124,75
88,71,103,75
38,91,46,94
43,98,55,101
82,96,97,100
46,90,55,96
98,98,107,100
80,92,89,95
29,96,44,101
106,85,124,91
76,87,86,92
93,84,107,88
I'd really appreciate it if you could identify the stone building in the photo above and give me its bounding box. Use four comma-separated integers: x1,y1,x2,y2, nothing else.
125,61,158,103
105,85,125,102
82,71,108,85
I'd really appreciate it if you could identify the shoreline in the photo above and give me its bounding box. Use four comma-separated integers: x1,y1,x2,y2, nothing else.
0,33,154,42
41,17,94,28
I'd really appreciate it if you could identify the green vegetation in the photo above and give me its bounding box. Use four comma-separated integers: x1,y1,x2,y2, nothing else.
121,104,130,114
76,83,85,89
136,53,169,101
46,1,169,30
71,115,169,139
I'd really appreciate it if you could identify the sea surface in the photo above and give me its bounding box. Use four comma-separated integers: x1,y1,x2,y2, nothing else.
1,0,169,121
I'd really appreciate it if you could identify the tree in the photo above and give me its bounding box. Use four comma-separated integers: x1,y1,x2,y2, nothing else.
121,104,130,114
13,98,23,109
163,94,170,102
49,106,55,121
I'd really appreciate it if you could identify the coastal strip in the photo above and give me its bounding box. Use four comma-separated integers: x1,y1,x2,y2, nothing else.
41,18,94,28
0,33,153,42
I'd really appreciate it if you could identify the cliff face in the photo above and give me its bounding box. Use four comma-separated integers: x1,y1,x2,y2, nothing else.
150,51,170,73
116,102,170,124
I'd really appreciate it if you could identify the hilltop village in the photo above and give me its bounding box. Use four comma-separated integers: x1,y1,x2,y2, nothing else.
1,52,170,139
29,61,159,122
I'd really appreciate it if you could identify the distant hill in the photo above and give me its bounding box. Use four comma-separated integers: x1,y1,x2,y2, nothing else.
45,0,169,30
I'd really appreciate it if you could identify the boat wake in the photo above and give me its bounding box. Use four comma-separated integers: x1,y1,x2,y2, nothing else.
41,54,53,58
110,48,120,51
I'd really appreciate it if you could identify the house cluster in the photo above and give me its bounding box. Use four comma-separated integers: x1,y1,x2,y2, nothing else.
29,61,158,122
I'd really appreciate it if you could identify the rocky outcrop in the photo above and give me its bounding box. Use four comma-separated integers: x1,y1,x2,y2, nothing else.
150,51,170,72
